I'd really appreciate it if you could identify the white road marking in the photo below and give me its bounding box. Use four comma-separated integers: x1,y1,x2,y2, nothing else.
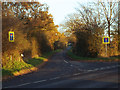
86,70,90,72
33,80,47,84
64,60,68,63
4,64,119,88
93,68,99,71
101,67,105,70
73,73,81,76
98,65,118,70
16,82,31,87
87,70,93,72
4,79,47,88
4,82,31,88
49,77,60,80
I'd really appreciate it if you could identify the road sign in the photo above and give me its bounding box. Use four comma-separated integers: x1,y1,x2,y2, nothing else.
102,36,110,44
9,31,14,42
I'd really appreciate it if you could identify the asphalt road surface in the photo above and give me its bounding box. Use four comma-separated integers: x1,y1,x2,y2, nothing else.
2,47,120,88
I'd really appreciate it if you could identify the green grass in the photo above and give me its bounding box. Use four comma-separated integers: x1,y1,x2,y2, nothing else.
26,57,44,67
2,60,33,77
2,69,13,76
67,49,120,61
2,49,62,77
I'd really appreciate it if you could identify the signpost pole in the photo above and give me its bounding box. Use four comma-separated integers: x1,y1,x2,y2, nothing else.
103,36,110,57
10,55,12,61
106,44,107,57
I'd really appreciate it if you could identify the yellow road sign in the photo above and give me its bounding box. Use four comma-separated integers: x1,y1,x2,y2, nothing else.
9,31,14,42
102,36,110,44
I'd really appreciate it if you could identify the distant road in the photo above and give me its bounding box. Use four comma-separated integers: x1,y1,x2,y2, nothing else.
3,46,120,88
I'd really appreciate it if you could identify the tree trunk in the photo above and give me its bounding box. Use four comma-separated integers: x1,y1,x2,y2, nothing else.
108,20,111,56
108,21,110,38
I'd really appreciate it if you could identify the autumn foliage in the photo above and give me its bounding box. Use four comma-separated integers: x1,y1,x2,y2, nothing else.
63,2,119,57
2,2,67,70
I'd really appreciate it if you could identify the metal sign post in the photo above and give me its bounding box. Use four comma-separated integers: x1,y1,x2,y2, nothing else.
106,44,107,57
102,36,110,57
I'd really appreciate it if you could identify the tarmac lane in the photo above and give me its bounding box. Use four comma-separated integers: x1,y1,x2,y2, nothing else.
2,48,119,88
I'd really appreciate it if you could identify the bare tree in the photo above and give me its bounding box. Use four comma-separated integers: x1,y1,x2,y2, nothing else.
99,0,118,37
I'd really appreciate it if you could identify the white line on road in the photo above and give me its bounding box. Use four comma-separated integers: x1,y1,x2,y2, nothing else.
4,79,48,88
93,68,99,71
64,60,68,63
73,73,81,76
101,67,105,70
4,65,119,88
49,77,60,80
4,82,31,88
33,80,47,84
16,82,31,87
87,70,93,72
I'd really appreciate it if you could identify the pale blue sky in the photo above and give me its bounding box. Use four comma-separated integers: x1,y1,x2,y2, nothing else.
38,0,118,33
38,0,97,25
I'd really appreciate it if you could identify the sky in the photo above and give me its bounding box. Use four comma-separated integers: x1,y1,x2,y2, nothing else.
38,0,118,33
38,0,96,25
38,0,97,32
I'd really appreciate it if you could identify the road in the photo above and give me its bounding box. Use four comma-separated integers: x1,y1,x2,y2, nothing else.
2,47,120,88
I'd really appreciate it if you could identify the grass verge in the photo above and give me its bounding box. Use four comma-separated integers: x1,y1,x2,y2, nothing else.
67,49,120,61
2,49,62,79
